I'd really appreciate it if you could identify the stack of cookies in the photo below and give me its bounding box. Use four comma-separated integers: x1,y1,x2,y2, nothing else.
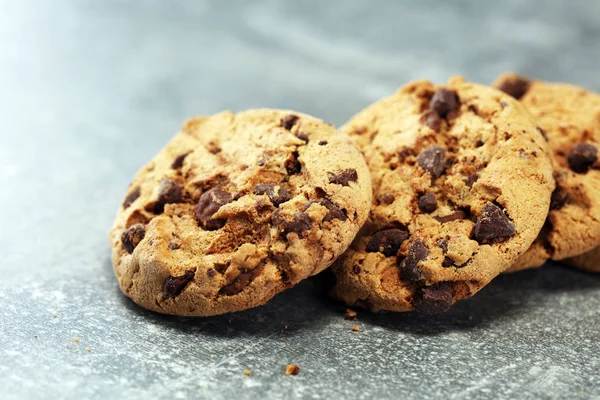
110,74,599,316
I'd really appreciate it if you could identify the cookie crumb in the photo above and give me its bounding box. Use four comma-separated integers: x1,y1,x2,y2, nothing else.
468,315,473,321
34,336,38,339
285,364,300,376
351,325,361,332
244,369,251,377
85,348,92,353
284,343,289,347
52,313,57,318
72,338,80,343
344,308,357,320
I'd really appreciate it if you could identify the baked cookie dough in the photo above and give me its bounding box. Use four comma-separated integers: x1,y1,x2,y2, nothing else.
110,109,372,316
330,77,554,314
495,74,600,271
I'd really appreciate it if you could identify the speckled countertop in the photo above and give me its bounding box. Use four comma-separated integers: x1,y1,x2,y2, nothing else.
1,1,599,399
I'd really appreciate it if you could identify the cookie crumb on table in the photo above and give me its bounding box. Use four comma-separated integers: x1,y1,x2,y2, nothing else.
351,325,361,332
285,364,300,376
72,338,80,343
344,308,357,320
52,313,57,318
244,369,251,377
85,348,92,353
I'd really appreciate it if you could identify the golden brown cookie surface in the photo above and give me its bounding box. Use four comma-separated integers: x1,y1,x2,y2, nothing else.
331,77,554,313
110,109,372,316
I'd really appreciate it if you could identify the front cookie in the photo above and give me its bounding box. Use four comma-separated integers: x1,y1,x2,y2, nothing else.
110,109,372,316
494,74,600,271
331,77,554,314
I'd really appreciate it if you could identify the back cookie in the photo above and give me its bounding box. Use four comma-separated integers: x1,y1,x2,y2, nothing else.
110,109,372,316
494,74,600,271
331,77,554,314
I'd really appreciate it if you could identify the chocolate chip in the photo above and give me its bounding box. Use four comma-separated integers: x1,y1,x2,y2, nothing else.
466,173,479,188
418,193,437,213
400,240,429,282
168,242,180,250
207,268,217,278
121,224,145,254
421,110,442,132
380,194,395,205
219,267,263,296
194,187,232,230
435,211,466,224
318,140,328,146
304,199,347,222
171,153,189,169
417,146,447,178
281,114,299,130
475,140,484,148
537,127,548,141
154,179,183,213
442,257,455,268
296,132,309,142
352,265,361,274
163,270,195,298
473,202,516,244
430,89,460,118
253,184,292,207
328,169,358,186
365,229,409,257
550,186,568,210
413,283,452,314
213,262,229,274
273,211,312,235
285,151,302,175
122,186,141,209
497,75,530,99
568,143,597,173
437,238,448,253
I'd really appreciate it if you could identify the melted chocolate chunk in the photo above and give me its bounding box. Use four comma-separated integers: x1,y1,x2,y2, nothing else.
219,266,263,296
466,173,479,188
171,153,189,169
304,199,347,222
328,169,358,186
194,187,233,230
122,186,141,209
417,146,447,178
253,184,292,207
430,89,460,118
400,240,429,282
567,143,597,173
163,270,195,298
413,283,452,314
285,151,302,175
296,132,309,142
365,229,409,257
418,193,437,213
497,75,530,99
121,223,145,254
273,211,312,235
280,114,299,130
435,211,466,224
537,127,548,141
473,203,516,244
550,186,568,210
421,110,442,132
154,179,183,213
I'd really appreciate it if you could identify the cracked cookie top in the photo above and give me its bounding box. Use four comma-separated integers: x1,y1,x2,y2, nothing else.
330,77,554,314
110,109,372,316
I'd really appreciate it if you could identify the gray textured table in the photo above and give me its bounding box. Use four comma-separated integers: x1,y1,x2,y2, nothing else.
1,1,600,399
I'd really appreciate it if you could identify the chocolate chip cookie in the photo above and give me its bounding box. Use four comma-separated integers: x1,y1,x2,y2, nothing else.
110,109,372,316
330,77,554,314
566,246,600,272
494,74,600,271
